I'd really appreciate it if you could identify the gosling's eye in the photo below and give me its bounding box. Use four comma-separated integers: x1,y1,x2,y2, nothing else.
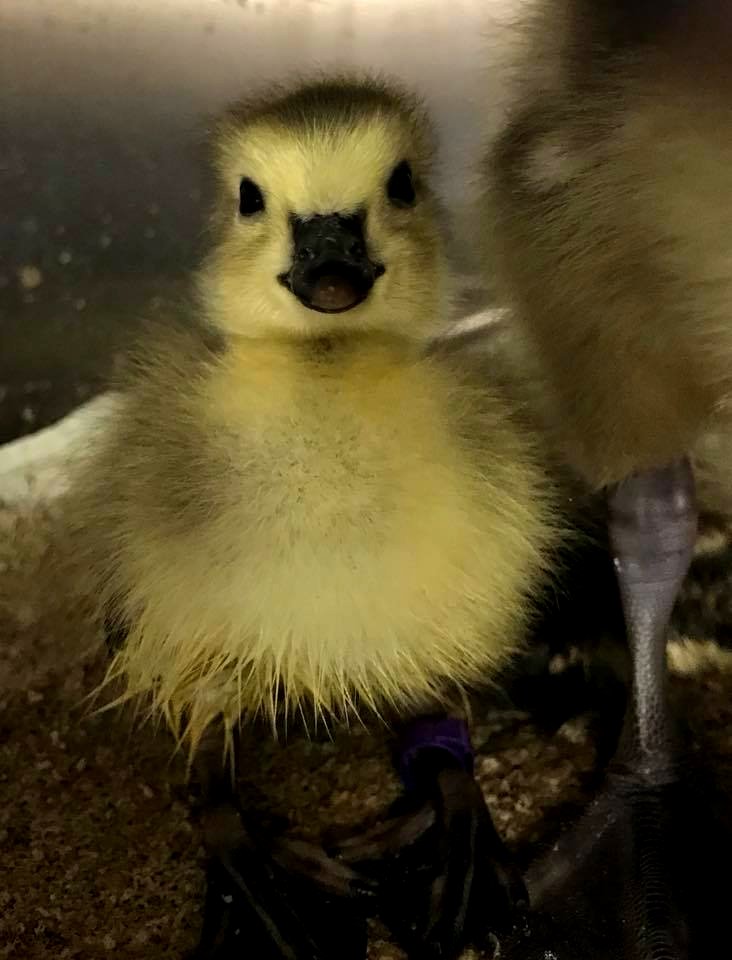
386,161,416,207
239,177,265,217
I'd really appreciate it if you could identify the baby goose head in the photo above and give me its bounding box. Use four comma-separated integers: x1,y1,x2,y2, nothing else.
199,76,448,340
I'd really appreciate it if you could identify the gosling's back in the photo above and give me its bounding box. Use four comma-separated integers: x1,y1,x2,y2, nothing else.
483,0,732,488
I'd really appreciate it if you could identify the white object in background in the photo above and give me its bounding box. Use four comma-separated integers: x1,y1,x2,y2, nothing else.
448,307,506,337
0,393,120,505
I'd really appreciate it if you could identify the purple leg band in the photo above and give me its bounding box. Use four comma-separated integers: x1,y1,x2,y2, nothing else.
397,716,474,793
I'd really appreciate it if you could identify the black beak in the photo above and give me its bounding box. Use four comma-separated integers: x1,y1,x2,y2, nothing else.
278,213,385,314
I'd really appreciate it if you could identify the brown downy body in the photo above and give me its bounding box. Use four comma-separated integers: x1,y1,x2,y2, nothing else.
70,76,573,759
482,0,732,490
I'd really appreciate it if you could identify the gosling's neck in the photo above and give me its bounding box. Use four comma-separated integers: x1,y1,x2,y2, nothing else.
217,323,436,367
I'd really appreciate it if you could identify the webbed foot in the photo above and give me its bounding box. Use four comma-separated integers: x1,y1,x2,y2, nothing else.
336,717,526,959
192,802,374,960
499,745,732,960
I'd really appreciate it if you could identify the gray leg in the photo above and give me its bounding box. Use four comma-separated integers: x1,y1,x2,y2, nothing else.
606,459,697,958
609,458,697,779
500,461,711,960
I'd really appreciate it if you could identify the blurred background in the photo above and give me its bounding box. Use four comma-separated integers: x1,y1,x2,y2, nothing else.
0,0,514,445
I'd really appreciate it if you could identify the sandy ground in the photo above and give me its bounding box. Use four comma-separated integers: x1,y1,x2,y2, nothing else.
1,425,732,959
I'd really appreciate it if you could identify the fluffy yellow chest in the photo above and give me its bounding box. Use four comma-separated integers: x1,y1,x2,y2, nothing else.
111,337,552,743
209,340,476,576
